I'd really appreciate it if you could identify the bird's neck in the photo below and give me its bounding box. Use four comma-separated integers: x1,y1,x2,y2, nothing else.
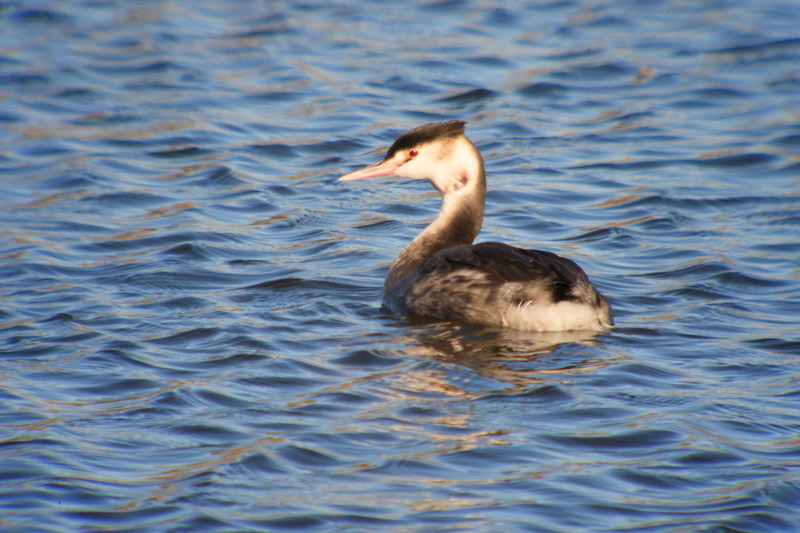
386,175,486,290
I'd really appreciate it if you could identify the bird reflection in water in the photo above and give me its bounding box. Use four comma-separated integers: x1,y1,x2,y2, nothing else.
381,318,619,397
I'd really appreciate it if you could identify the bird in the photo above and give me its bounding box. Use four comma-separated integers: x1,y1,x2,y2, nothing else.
339,120,613,332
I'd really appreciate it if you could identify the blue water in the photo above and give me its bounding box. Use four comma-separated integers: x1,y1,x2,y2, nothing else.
2,1,800,531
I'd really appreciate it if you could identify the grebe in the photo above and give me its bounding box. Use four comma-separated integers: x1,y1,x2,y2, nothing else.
339,120,613,332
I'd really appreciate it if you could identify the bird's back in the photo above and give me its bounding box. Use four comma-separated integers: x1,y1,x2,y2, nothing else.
387,242,613,332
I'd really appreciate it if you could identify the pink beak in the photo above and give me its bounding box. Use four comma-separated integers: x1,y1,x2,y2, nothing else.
339,159,403,182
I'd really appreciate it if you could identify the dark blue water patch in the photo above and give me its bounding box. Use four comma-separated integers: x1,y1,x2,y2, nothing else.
135,133,217,151
611,467,699,491
39,479,115,508
102,270,250,294
160,513,237,532
239,277,369,298
775,161,800,175
246,90,310,102
0,306,19,324
546,429,683,451
73,113,148,130
158,242,212,261
441,444,540,470
231,23,295,40
707,37,800,57
246,515,328,531
276,444,348,469
516,82,570,98
186,165,243,187
248,143,300,159
23,169,104,192
80,190,171,209
60,505,181,527
175,351,273,371
44,330,102,345
631,213,693,233
325,511,397,529
580,14,631,28
767,74,800,91
53,87,99,100
0,342,65,358
308,154,347,169
420,0,469,12
87,59,185,77
310,391,381,408
167,423,250,443
549,62,635,81
481,384,574,403
715,269,790,290
770,134,800,147
299,429,389,451
265,183,297,197
332,349,404,368
349,218,400,233
369,76,437,94
665,283,731,302
0,109,24,123
39,220,116,235
0,72,50,88
569,159,672,172
150,390,200,410
609,362,684,381
691,153,777,167
674,449,746,465
74,231,236,254
155,296,211,311
6,7,72,24
744,338,800,356
600,193,788,216
237,375,327,392
362,457,455,478
148,146,211,159
563,226,637,248
669,98,723,109
15,140,77,158
438,88,498,103
297,139,367,155
74,377,163,397
39,311,83,325
227,452,294,476
90,347,161,373
148,327,222,347
487,120,535,138
481,7,519,27
543,45,603,62
719,511,799,533
690,87,751,100
769,481,800,509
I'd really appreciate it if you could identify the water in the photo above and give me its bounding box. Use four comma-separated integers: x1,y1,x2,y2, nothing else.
2,0,799,531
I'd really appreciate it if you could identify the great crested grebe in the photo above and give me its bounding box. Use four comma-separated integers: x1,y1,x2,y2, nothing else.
339,120,612,332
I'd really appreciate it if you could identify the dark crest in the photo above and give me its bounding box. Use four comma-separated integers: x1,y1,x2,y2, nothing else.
383,120,466,161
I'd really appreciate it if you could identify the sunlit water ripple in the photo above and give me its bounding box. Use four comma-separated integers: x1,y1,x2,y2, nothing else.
2,1,799,531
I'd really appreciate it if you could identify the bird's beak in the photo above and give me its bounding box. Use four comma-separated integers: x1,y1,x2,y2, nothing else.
338,159,403,182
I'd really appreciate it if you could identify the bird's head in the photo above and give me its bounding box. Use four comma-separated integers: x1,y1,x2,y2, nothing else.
339,120,484,194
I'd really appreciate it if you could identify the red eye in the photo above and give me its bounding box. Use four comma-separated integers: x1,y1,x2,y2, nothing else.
409,150,418,157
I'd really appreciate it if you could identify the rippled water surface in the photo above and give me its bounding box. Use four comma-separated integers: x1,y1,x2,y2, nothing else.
2,1,800,531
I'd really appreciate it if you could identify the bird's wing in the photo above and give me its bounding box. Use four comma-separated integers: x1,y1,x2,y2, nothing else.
417,241,591,304
399,241,611,329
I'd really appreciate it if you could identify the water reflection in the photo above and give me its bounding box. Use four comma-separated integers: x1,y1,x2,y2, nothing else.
393,321,619,394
